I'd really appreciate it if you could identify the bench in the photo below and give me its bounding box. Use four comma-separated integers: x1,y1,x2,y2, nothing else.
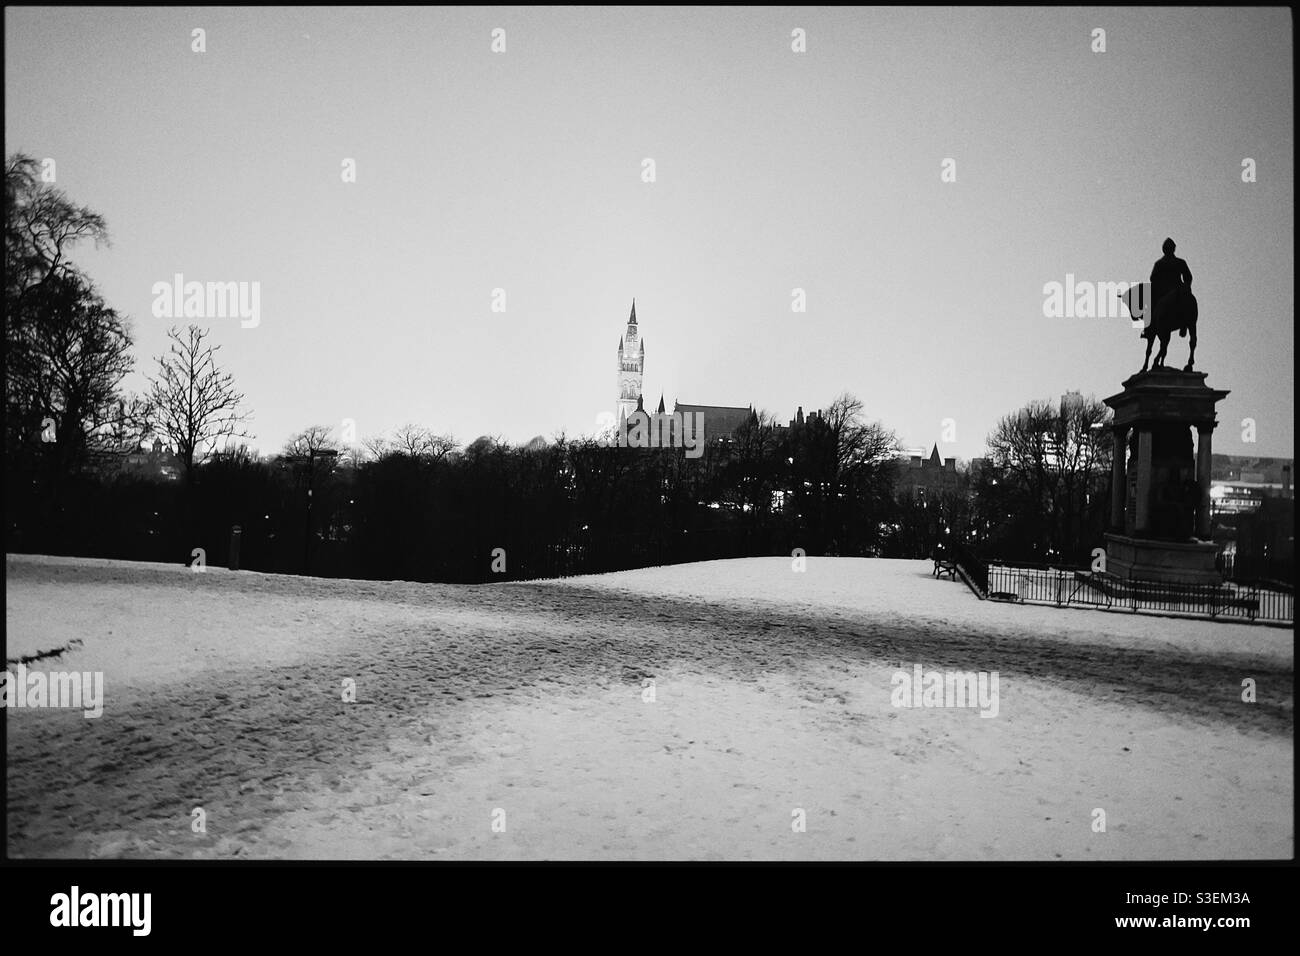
933,557,958,580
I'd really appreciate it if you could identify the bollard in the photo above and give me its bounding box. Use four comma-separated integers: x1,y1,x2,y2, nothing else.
229,524,242,571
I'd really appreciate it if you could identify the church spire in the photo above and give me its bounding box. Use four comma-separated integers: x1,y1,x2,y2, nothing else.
617,300,644,425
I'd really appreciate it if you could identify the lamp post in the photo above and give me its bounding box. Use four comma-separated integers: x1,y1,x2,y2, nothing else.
286,447,339,575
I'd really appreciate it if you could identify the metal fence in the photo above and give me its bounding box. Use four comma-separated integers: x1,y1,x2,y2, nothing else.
982,564,1293,624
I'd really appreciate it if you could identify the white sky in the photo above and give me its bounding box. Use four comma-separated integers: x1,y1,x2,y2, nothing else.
5,6,1293,459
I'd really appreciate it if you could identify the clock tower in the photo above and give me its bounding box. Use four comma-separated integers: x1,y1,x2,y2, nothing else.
616,299,644,423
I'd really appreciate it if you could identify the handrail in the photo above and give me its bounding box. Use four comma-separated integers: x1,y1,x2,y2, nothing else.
954,561,987,600
949,542,988,600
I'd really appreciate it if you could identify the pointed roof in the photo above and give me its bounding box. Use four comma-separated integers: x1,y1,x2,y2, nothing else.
629,299,637,325
618,335,624,351
656,394,665,414
929,444,942,466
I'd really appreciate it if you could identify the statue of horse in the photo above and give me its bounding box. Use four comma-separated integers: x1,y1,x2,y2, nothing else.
1119,284,1198,373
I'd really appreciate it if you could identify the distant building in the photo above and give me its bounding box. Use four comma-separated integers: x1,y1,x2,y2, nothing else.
1060,390,1085,413
671,401,755,441
614,301,801,444
123,439,181,481
1211,453,1293,484
1209,453,1293,516
895,444,962,500
782,406,824,431
1209,453,1294,580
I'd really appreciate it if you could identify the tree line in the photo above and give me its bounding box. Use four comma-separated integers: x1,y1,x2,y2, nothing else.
4,151,1116,581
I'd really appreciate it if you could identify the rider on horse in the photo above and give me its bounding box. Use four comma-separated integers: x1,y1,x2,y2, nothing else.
1151,238,1193,336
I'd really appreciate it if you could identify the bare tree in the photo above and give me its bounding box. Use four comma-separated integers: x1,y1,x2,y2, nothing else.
987,399,1056,527
821,392,900,479
6,270,137,470
143,324,250,484
354,425,457,463
391,423,457,461
5,153,108,304
209,442,260,466
791,393,899,554
985,394,1111,560
4,154,133,470
360,433,391,462
281,424,336,459
725,408,781,517
1053,395,1112,556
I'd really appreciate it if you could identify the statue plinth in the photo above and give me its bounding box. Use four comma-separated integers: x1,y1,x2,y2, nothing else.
1102,533,1222,585
1102,369,1229,584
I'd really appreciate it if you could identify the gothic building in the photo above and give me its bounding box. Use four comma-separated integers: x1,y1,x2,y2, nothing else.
896,444,961,500
614,300,756,441
615,300,645,424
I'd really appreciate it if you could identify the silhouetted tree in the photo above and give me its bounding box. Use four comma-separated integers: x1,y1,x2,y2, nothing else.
4,153,137,551
982,393,1112,562
390,423,457,462
792,393,899,554
143,324,250,485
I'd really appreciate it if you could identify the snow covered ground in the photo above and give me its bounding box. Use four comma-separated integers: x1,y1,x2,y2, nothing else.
5,553,1292,860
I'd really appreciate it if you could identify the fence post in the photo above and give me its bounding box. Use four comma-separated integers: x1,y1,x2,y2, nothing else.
229,524,242,571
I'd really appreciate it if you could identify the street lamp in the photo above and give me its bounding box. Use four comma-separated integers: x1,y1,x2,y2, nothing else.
285,447,339,575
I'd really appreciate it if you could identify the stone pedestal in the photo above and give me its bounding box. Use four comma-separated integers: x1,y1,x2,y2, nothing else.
1103,532,1222,584
1102,369,1229,584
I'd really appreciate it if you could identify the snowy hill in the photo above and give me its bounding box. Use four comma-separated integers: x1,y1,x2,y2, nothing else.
5,553,1293,860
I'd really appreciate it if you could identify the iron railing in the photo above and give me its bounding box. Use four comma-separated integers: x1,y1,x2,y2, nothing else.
980,564,1293,624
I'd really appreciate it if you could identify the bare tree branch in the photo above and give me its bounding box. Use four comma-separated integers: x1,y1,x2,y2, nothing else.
142,324,251,482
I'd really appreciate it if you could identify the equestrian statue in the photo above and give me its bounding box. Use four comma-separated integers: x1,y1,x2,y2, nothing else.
1118,237,1199,373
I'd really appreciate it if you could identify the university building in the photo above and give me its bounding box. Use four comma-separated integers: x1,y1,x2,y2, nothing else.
122,438,182,481
613,300,767,443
